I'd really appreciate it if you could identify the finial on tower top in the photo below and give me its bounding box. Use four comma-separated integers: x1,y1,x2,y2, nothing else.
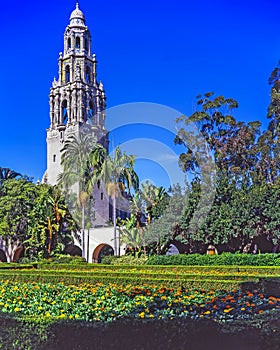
70,0,85,24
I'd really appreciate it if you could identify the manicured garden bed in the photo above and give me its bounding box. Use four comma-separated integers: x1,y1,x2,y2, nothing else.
1,260,280,349
1,280,280,349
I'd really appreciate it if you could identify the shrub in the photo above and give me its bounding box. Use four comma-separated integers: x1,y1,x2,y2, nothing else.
38,255,87,265
146,253,280,266
101,255,148,265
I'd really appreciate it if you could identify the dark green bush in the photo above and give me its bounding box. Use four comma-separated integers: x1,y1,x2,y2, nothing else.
38,255,87,265
146,253,280,266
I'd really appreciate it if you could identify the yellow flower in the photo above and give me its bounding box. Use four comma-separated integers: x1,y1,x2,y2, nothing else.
38,306,43,310
14,307,20,312
45,312,51,317
224,308,233,313
204,311,211,315
138,312,145,319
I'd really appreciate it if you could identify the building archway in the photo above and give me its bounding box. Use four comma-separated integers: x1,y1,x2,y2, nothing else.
0,249,7,262
92,244,114,263
12,246,24,262
64,244,82,257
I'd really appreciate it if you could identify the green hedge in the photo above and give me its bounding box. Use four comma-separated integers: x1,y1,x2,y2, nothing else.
146,253,280,266
0,271,243,291
0,263,35,270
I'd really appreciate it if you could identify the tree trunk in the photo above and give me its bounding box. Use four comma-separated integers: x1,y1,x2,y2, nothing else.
113,195,117,256
82,205,85,259
87,229,90,262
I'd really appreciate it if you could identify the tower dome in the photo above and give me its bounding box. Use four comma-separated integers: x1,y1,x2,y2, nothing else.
70,2,85,26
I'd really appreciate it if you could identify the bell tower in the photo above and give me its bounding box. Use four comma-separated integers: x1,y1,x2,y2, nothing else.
45,2,108,185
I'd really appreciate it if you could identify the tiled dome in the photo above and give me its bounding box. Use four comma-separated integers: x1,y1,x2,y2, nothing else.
70,2,85,22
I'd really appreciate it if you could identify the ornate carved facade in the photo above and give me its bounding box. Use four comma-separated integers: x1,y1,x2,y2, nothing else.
45,2,109,226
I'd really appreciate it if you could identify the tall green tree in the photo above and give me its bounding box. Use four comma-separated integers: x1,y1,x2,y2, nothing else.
58,130,97,258
175,92,261,185
27,184,78,258
90,145,139,255
0,179,77,259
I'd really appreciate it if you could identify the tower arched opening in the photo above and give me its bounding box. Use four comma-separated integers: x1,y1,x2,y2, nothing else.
62,100,68,124
65,65,70,83
85,38,88,52
89,100,95,124
85,66,91,83
76,37,80,49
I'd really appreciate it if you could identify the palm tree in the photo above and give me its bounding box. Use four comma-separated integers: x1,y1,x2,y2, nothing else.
0,167,21,189
129,192,147,255
120,226,144,257
140,181,169,224
89,145,139,255
58,130,97,259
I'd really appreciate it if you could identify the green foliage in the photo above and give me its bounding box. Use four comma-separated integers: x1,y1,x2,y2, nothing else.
101,255,148,265
173,88,280,252
146,253,280,266
0,178,78,260
0,313,50,350
38,255,87,265
143,184,188,254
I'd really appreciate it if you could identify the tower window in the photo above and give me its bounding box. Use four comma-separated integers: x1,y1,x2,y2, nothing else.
62,100,68,124
67,38,71,49
65,65,70,83
76,37,80,49
85,66,91,83
89,100,94,124
101,192,104,200
53,154,56,162
85,38,88,51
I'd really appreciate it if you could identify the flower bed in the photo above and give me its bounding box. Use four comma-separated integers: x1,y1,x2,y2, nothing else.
1,280,280,349
0,281,279,323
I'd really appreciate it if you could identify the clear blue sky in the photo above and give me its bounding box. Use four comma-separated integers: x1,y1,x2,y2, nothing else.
1,0,280,187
